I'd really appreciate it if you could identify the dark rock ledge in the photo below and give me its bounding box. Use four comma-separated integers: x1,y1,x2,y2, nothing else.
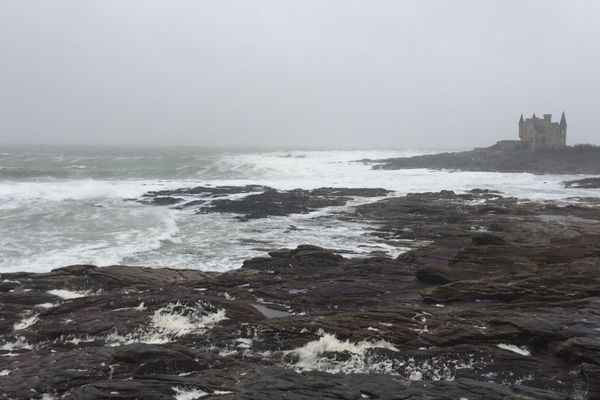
139,185,391,220
1,190,600,399
564,177,600,189
365,146,600,175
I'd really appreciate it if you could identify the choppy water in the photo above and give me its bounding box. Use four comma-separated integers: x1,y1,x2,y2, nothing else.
0,145,597,273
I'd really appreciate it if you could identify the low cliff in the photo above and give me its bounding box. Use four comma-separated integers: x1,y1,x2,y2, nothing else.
371,145,600,174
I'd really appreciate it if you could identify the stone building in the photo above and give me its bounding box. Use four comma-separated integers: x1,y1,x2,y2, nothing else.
518,112,567,150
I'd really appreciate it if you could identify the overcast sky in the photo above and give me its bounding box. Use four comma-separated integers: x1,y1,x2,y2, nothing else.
0,0,599,148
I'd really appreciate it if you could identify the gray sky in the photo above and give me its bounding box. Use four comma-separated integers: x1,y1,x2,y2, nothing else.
1,0,599,148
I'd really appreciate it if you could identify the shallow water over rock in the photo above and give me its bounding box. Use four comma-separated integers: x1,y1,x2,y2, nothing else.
251,304,292,319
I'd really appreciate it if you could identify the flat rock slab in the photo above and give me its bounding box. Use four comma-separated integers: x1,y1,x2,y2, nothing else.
140,185,391,219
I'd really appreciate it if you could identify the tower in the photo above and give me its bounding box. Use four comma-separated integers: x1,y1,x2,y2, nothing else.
518,114,525,140
559,112,567,146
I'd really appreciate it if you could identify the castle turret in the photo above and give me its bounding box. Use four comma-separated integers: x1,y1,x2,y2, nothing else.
518,114,525,140
559,112,567,146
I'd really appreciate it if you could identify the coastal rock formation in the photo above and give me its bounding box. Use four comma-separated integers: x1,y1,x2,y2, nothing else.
564,177,600,189
2,191,600,399
368,145,600,174
140,185,391,220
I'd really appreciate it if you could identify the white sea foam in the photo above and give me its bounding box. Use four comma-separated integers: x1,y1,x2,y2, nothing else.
281,330,481,379
111,302,146,312
106,301,227,346
0,336,33,351
285,331,398,373
171,387,232,399
62,335,96,345
13,313,39,331
0,369,10,376
47,289,93,299
0,198,182,273
235,338,253,349
496,343,531,356
0,179,186,206
36,303,58,309
172,386,208,400
197,150,599,200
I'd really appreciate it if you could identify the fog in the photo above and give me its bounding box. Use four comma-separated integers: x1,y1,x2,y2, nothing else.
0,0,599,149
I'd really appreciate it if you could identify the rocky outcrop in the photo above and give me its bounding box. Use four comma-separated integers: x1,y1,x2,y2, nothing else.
1,190,600,399
368,146,600,174
564,177,600,189
140,185,391,220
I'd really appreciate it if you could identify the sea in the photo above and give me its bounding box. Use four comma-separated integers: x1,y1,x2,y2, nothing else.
0,145,597,274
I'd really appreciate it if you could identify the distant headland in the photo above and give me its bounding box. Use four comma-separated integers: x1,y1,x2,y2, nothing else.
370,113,600,175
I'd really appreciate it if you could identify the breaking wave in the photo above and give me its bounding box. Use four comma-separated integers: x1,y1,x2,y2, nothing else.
1,146,598,274
105,301,227,346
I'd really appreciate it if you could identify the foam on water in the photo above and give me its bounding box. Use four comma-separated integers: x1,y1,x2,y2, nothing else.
496,343,531,356
13,313,39,331
172,387,208,400
35,303,58,309
1,147,598,273
0,336,32,352
47,289,94,299
105,301,227,346
281,330,479,380
0,198,181,273
286,331,399,373
184,150,599,200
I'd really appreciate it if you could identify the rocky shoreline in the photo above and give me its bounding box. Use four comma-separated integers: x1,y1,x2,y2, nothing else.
2,190,600,399
369,146,600,175
139,185,391,220
564,177,600,189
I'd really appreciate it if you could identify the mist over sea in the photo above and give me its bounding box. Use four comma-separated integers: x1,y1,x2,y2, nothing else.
0,145,594,274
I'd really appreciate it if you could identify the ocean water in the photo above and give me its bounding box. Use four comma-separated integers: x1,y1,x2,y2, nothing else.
0,145,597,273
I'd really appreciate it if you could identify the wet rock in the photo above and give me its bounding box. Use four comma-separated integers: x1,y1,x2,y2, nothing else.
198,188,348,219
146,184,268,197
141,185,391,219
557,337,600,364
150,196,183,206
368,146,600,174
564,177,600,189
471,234,506,245
1,191,600,398
111,344,208,375
582,363,600,399
309,187,390,197
415,266,453,284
